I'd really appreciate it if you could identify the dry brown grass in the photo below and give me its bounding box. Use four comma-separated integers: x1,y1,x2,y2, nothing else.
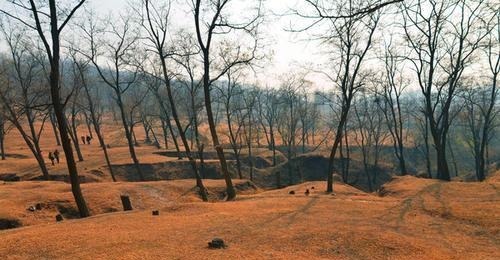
1,121,499,259
0,176,499,259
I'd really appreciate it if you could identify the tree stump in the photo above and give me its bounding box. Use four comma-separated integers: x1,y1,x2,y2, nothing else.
55,214,63,222
208,238,226,249
152,210,159,216
120,195,133,211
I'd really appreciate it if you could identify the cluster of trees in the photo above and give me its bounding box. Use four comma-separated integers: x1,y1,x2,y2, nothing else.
0,0,498,217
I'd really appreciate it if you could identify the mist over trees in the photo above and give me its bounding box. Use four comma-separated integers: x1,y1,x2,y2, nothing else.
0,0,498,216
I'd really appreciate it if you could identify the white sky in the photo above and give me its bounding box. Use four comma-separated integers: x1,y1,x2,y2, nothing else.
89,0,326,89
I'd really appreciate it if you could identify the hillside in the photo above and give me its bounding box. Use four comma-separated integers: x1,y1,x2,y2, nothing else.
1,176,499,259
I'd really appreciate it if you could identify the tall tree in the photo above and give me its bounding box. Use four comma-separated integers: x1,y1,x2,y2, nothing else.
0,0,90,217
193,0,263,200
80,12,145,180
461,10,499,181
0,24,51,179
402,0,492,180
378,40,409,175
138,0,208,200
70,51,117,181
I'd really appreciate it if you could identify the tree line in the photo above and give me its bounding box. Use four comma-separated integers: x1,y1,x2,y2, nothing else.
0,0,498,217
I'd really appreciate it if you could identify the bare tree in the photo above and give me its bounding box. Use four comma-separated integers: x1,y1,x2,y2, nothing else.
80,12,145,181
242,86,259,181
0,105,6,160
70,51,117,181
276,74,304,185
217,70,248,180
171,30,208,177
377,40,409,175
192,0,263,200
0,0,90,217
257,87,280,166
0,24,51,179
461,11,499,180
297,1,382,192
402,0,492,180
353,91,390,191
138,0,208,200
64,61,85,162
0,108,9,160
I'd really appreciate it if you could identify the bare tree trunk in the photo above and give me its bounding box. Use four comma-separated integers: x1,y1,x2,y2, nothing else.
270,126,277,166
158,53,208,201
116,94,144,181
327,110,348,192
69,111,84,162
247,114,254,181
447,138,458,177
47,0,90,217
0,121,4,160
49,109,61,146
424,117,432,178
77,62,117,182
155,94,181,159
161,118,169,150
83,112,93,139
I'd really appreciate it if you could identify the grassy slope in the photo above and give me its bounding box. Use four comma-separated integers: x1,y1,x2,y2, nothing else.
1,176,499,260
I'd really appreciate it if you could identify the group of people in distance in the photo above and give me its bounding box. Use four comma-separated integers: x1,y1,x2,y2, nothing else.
47,134,93,166
48,150,60,166
81,135,92,145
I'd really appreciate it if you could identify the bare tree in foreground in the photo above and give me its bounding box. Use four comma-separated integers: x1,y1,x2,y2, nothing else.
0,0,90,217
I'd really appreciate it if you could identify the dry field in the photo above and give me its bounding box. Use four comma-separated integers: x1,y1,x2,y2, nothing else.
0,175,499,260
1,122,499,259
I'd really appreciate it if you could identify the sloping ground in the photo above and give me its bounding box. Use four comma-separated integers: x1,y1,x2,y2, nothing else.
487,169,500,183
251,153,392,191
1,177,499,259
0,179,259,229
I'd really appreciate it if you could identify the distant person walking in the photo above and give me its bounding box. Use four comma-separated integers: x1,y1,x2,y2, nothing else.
48,152,55,166
86,135,91,145
54,149,60,164
81,136,86,145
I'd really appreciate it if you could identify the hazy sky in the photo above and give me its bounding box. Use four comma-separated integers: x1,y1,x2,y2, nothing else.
89,0,325,88
0,0,386,90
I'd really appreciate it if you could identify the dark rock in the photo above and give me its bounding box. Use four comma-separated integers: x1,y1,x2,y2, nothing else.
35,203,43,210
311,186,315,190
152,210,159,216
289,190,295,195
55,214,64,222
208,238,226,249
